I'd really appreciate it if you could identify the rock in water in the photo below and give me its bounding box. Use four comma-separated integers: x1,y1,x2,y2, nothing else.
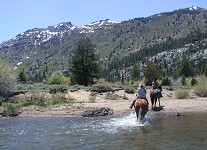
81,107,114,117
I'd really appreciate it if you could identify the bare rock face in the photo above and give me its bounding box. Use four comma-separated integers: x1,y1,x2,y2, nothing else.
81,107,114,117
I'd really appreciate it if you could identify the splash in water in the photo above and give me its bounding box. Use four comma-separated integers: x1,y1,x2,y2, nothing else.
100,112,151,133
67,112,151,134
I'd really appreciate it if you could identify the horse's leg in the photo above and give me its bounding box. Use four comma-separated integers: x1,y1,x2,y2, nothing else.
143,105,148,117
158,98,160,106
135,107,140,123
154,97,157,108
150,96,154,109
158,91,161,106
138,108,142,125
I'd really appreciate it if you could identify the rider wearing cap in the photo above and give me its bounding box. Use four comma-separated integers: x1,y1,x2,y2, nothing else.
129,82,148,109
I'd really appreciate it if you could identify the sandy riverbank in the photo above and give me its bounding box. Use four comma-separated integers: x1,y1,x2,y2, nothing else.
16,89,207,117
18,88,207,117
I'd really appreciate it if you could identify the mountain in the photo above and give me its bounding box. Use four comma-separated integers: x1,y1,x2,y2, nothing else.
0,7,207,81
0,19,118,68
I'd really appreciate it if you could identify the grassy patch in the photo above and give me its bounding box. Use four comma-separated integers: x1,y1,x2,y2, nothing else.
105,93,128,100
175,89,189,99
16,91,76,107
193,76,207,97
124,86,135,94
2,103,22,117
122,93,129,100
88,92,97,103
105,93,120,100
20,91,50,107
51,92,75,105
90,84,112,93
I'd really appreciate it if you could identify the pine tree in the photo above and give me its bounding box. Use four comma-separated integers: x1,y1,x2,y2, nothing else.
178,56,194,77
143,62,161,85
204,60,207,77
0,58,14,96
181,75,186,85
131,64,140,81
18,69,26,83
69,38,100,86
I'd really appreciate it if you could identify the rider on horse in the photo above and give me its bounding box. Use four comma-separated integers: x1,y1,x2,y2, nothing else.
152,78,159,89
129,82,148,109
152,78,163,97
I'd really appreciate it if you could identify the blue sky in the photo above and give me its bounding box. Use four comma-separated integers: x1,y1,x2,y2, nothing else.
0,0,207,44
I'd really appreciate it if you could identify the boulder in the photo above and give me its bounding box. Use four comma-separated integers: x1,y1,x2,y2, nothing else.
81,107,113,117
1,110,21,117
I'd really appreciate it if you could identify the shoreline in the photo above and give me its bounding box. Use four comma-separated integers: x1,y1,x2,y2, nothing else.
5,107,207,118
18,99,207,118
2,89,207,118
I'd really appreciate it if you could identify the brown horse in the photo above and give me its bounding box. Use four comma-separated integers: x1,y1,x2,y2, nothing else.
150,85,162,109
134,99,148,124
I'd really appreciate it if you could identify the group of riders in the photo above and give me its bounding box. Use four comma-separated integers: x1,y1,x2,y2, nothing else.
129,78,162,109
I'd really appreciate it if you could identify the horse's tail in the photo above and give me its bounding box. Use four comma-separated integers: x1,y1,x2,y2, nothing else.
138,107,143,124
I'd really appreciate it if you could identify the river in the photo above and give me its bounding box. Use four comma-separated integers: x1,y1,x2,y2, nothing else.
0,112,207,150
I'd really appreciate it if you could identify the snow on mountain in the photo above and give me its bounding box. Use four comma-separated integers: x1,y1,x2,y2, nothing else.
0,19,119,69
87,19,119,28
189,6,198,11
78,19,119,33
0,19,118,48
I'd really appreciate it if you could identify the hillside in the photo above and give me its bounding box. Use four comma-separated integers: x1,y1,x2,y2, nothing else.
0,7,207,81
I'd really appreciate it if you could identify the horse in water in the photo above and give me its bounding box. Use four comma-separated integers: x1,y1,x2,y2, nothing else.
134,99,148,124
150,85,162,109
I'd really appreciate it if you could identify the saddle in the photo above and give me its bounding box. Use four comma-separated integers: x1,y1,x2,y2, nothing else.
151,89,161,94
137,97,149,104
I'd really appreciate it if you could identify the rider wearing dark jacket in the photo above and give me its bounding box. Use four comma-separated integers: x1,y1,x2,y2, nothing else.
152,78,159,89
152,78,163,97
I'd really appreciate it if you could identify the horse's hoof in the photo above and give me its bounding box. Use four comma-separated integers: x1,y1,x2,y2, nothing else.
176,113,181,116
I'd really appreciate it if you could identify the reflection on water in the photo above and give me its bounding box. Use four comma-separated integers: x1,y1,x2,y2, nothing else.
0,112,207,150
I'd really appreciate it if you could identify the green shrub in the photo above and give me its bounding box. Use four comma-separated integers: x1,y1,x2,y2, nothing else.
51,92,75,104
194,76,207,97
175,89,189,99
96,78,108,85
161,77,171,86
45,71,70,85
2,103,21,117
122,93,129,100
105,93,120,100
90,84,112,93
16,83,55,91
0,96,5,103
20,91,75,106
181,75,187,86
0,58,15,97
49,85,68,94
191,78,197,86
69,84,88,90
21,91,50,106
88,92,97,103
52,92,66,104
31,92,48,105
124,86,135,94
